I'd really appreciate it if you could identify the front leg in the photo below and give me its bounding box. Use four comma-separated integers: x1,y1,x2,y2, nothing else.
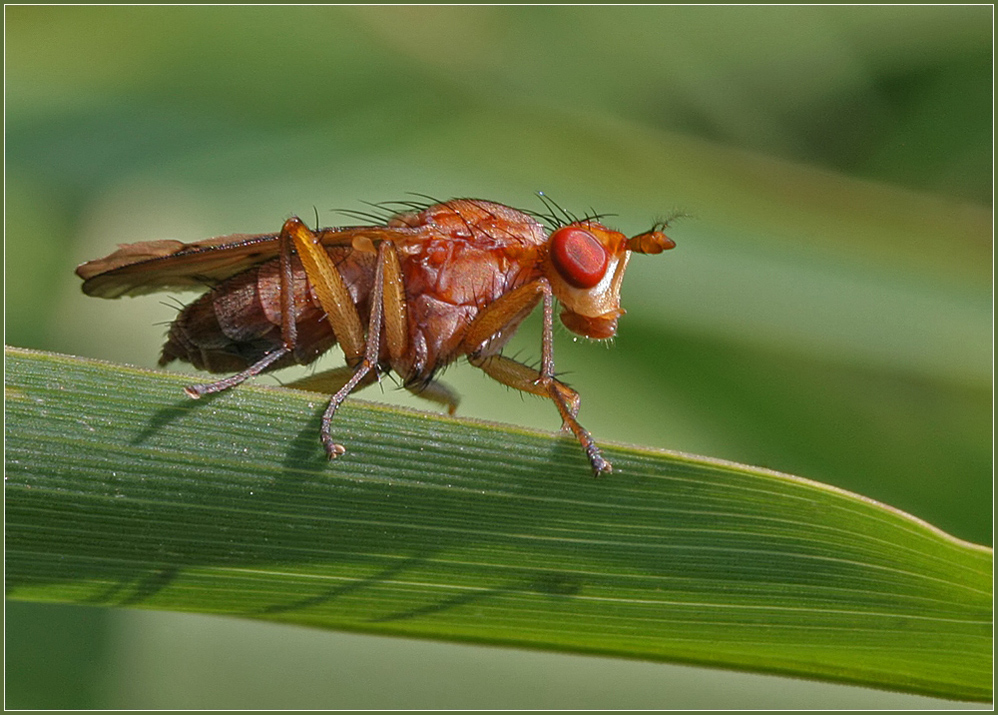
536,285,612,475
463,278,612,477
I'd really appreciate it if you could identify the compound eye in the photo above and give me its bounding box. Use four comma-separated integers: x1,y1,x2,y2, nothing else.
550,227,609,289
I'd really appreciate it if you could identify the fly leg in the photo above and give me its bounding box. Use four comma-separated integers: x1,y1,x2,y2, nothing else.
276,218,391,458
186,216,398,460
286,366,379,395
316,239,407,459
184,217,306,398
405,380,460,415
468,356,609,477
290,365,458,416
461,279,612,477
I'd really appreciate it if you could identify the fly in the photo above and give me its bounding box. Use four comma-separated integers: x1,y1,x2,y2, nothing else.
76,197,676,476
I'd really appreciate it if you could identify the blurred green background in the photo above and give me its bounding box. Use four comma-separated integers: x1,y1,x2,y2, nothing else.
5,5,991,709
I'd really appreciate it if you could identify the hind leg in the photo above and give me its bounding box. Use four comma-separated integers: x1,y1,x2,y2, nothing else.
184,218,306,398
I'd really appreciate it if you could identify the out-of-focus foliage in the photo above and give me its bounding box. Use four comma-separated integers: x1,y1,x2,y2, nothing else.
5,5,991,709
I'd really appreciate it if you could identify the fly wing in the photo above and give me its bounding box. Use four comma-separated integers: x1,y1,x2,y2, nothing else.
76,226,415,298
76,233,281,298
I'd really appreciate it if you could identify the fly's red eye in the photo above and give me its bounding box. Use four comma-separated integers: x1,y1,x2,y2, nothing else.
550,227,609,289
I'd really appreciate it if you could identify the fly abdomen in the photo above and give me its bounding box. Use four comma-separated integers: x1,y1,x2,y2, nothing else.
160,260,338,373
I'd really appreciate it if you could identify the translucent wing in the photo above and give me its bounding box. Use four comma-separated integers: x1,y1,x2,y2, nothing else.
76,226,415,298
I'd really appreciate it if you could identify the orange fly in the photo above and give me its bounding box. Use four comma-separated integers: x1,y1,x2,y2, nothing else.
76,197,676,476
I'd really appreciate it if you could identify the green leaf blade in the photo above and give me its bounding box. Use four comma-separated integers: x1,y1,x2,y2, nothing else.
4,347,991,701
